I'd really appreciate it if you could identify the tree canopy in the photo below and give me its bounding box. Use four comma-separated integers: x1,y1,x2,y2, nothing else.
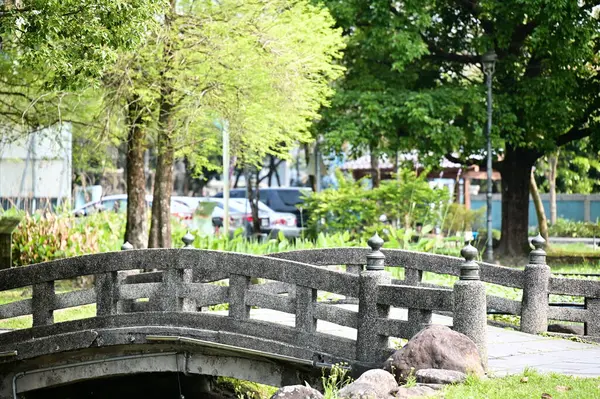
0,0,167,90
318,0,600,256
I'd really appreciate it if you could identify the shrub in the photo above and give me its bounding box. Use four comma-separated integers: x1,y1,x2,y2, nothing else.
546,219,600,238
11,211,125,266
302,169,451,240
442,203,485,235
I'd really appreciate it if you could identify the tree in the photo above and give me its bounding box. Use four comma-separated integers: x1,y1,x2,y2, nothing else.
0,0,167,90
318,0,600,257
99,0,344,247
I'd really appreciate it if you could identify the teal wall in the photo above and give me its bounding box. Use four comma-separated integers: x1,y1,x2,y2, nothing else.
470,194,599,231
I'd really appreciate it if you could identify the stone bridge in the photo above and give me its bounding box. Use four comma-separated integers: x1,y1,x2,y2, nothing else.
0,234,598,398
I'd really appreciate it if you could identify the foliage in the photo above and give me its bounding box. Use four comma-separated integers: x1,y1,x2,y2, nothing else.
317,0,600,256
536,138,600,195
322,364,352,399
214,377,277,399
302,170,451,239
442,369,600,399
546,219,600,238
0,0,168,90
11,212,125,266
442,204,485,236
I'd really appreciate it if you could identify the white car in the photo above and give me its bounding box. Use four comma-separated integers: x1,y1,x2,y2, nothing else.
173,196,301,238
73,194,194,222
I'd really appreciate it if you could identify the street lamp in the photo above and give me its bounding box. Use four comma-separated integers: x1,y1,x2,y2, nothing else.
482,50,497,262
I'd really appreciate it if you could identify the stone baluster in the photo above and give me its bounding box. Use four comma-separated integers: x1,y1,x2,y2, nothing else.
96,241,132,316
453,243,487,369
181,232,196,312
585,297,600,336
356,233,391,364
229,274,251,320
295,286,317,333
32,281,55,327
521,234,550,334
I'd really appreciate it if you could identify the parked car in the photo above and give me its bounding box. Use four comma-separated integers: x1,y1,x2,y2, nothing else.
213,187,310,228
172,196,270,236
73,194,194,222
229,198,302,238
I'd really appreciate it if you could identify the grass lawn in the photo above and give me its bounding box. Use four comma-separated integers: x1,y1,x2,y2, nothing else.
440,369,600,399
547,242,600,256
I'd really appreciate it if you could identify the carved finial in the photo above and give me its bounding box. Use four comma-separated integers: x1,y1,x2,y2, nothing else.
366,232,385,271
461,243,478,262
182,231,195,248
121,241,133,251
529,234,547,265
460,243,480,280
367,232,384,252
531,234,546,250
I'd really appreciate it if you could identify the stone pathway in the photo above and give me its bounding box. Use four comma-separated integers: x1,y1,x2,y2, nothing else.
232,306,600,377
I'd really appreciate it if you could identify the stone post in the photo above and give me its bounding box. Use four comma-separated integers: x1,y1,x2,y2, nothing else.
356,233,391,364
117,241,134,313
182,232,196,312
585,298,600,336
521,234,550,334
453,243,487,369
32,281,55,327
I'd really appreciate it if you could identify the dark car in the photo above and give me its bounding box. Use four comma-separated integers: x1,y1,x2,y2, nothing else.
213,187,311,228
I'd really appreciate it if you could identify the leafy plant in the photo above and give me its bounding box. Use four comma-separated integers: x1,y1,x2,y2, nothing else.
322,363,352,399
442,203,485,236
302,169,451,240
546,219,600,238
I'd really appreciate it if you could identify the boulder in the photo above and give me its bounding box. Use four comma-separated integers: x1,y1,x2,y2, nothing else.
270,385,323,399
383,324,484,383
338,369,397,399
415,369,467,385
392,385,437,399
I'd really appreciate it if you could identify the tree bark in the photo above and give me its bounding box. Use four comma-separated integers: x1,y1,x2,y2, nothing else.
245,167,261,236
148,127,174,248
496,145,539,257
370,147,380,188
124,97,148,249
530,168,549,243
305,144,316,191
548,151,559,225
148,1,176,249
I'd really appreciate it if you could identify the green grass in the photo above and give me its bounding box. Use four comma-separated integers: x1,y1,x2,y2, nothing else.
440,369,600,399
548,243,600,256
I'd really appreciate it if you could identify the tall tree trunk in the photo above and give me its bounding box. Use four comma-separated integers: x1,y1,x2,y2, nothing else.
496,145,539,257
245,167,261,236
530,168,549,243
148,127,174,248
305,144,316,191
548,151,559,225
148,0,176,249
370,147,380,188
124,97,148,249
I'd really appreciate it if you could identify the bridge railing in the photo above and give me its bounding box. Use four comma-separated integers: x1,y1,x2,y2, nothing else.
273,235,600,338
0,233,490,368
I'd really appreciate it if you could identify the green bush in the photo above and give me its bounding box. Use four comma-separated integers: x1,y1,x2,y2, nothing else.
442,203,485,235
302,169,451,240
547,218,600,238
11,211,125,266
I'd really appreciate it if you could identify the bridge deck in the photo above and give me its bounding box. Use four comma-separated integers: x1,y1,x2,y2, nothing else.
217,306,600,377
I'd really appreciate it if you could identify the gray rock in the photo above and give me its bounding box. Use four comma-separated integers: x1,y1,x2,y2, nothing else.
338,369,397,399
270,385,323,399
392,385,437,399
415,368,466,385
383,325,485,383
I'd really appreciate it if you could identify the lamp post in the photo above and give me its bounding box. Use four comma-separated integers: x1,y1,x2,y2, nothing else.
482,50,497,262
